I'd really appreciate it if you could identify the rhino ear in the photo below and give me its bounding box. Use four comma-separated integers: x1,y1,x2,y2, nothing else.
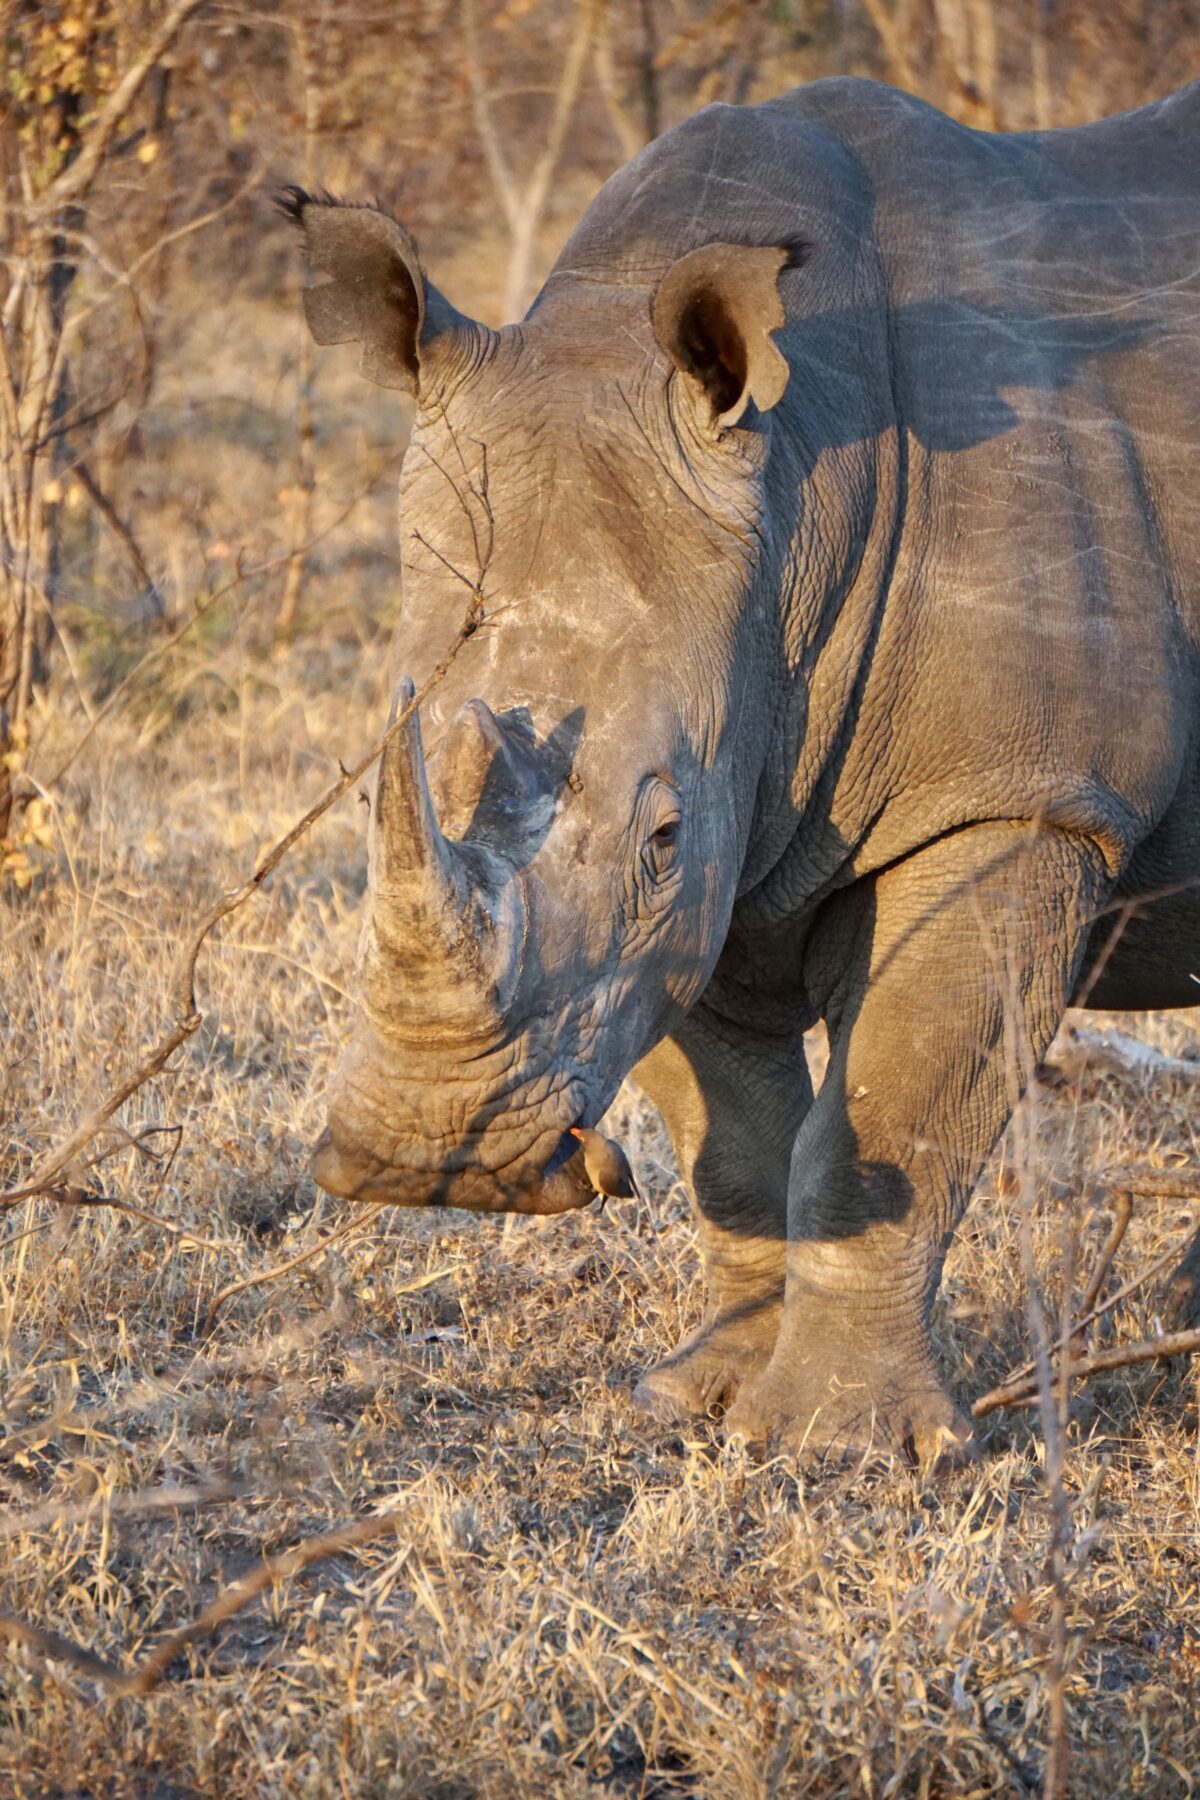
279,188,478,396
651,240,809,429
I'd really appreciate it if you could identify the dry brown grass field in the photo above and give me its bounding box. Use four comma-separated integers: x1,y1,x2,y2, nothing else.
4,6,1200,1794
3,624,1200,1796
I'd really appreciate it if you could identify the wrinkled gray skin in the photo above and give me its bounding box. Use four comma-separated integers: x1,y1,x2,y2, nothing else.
289,77,1200,1462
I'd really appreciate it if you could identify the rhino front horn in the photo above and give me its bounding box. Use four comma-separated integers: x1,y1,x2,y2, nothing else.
362,679,525,1037
374,677,458,888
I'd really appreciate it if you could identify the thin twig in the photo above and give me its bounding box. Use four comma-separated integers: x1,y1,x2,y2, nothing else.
73,460,160,605
0,1014,204,1209
1077,1189,1134,1322
204,1221,457,1333
201,1202,389,1333
55,163,269,353
1,588,483,1212
27,1187,234,1256
0,1510,407,1696
975,1240,1185,1417
999,1189,1135,1396
44,467,402,792
977,1326,1200,1415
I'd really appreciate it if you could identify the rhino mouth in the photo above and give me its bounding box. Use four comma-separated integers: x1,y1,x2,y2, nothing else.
309,1123,595,1215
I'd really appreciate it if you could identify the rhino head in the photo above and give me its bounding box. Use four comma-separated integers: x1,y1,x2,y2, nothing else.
284,191,805,1214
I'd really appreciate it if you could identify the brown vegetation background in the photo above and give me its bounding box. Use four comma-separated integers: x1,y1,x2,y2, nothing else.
2,4,1199,1796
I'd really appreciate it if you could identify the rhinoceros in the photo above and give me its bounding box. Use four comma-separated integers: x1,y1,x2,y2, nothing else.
285,75,1199,1462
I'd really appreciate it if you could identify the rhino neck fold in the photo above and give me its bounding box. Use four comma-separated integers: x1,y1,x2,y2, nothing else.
737,410,914,918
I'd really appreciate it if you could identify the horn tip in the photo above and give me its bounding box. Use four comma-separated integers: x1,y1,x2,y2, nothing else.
388,675,417,728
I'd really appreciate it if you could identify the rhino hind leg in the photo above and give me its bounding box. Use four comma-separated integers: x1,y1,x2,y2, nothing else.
630,1006,815,1421
1164,1228,1200,1330
724,822,1113,1467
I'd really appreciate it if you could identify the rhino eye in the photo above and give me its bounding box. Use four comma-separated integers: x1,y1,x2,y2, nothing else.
643,809,682,885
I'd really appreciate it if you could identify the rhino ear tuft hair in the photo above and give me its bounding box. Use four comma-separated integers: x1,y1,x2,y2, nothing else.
280,187,478,397
651,239,810,429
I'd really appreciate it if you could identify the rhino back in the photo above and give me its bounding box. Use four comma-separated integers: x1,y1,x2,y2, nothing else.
553,79,1199,884
847,82,1200,871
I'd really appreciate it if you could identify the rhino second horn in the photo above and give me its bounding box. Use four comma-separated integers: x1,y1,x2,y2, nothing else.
365,678,523,1031
434,697,509,836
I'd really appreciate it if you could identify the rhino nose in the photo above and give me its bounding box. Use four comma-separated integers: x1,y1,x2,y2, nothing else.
311,1126,374,1200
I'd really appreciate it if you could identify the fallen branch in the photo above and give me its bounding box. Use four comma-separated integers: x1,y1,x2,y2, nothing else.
1101,1167,1200,1200
1,588,483,1213
974,1166,1200,1421
1046,1025,1200,1086
999,1190,1135,1397
972,1240,1186,1420
0,1613,126,1688
974,1326,1200,1417
0,1509,407,1696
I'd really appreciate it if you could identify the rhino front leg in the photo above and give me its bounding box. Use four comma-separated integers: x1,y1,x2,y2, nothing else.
725,822,1113,1465
631,1007,814,1421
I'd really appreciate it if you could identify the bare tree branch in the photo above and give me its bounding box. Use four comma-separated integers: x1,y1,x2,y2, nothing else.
466,0,599,319
33,0,208,219
73,460,161,611
53,161,270,358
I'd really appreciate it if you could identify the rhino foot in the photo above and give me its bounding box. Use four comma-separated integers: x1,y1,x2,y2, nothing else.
723,1357,978,1472
632,1299,782,1423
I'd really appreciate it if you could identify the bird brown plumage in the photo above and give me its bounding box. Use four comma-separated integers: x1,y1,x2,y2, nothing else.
570,1126,640,1205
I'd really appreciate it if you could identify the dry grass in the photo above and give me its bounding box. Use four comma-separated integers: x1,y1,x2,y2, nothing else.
3,627,1200,1798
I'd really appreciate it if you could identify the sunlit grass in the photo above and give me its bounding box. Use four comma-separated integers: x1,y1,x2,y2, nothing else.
2,648,1198,1797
